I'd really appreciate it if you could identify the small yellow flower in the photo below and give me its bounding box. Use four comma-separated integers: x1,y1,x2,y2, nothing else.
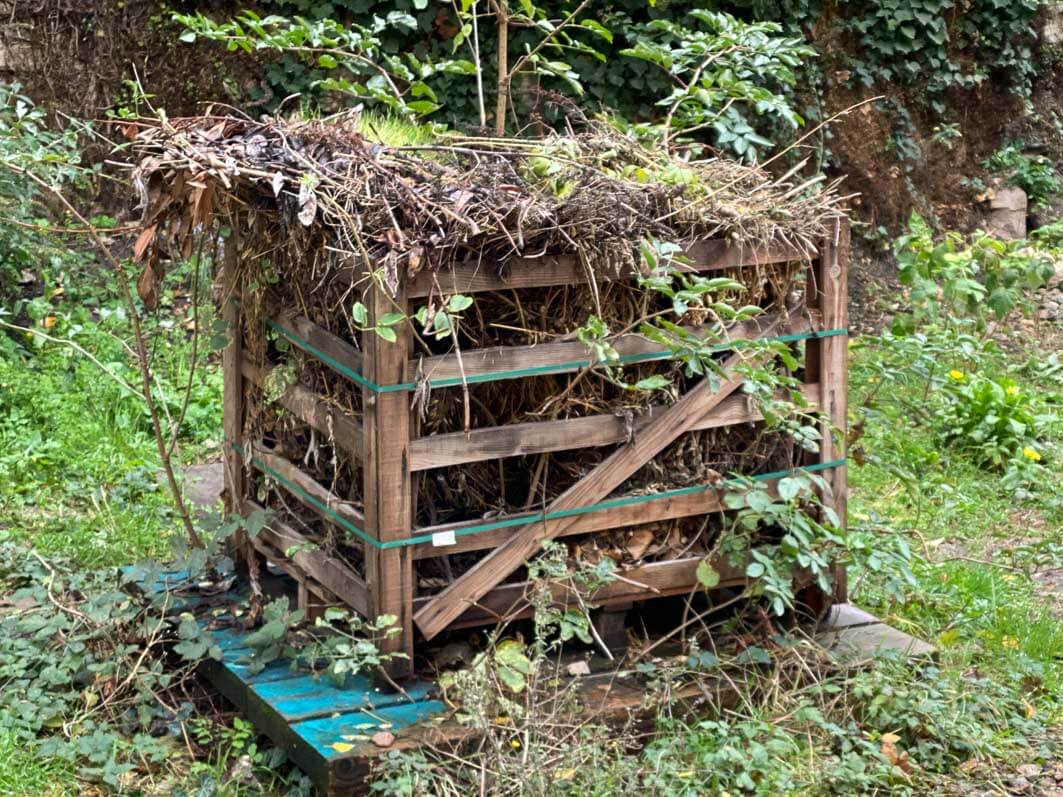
1002,636,1020,650
949,369,965,380
1022,447,1042,462
1006,385,1019,396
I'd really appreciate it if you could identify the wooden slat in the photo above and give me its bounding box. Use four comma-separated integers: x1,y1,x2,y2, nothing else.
249,444,366,538
248,530,336,607
410,383,821,471
407,239,812,298
414,557,747,629
361,282,416,677
242,359,363,462
408,453,811,560
816,222,850,604
412,309,813,385
413,314,789,639
244,499,370,617
272,314,363,381
222,230,245,515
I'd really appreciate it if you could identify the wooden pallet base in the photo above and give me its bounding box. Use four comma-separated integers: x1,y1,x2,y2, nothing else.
195,597,931,796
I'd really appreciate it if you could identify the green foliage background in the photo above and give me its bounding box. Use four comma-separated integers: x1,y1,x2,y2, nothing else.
250,0,1041,125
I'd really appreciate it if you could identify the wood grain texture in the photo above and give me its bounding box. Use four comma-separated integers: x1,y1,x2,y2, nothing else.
818,222,850,604
414,556,748,629
412,309,812,384
221,233,245,516
248,444,366,537
241,359,363,462
406,239,813,297
413,314,790,639
272,313,363,381
409,463,793,560
361,282,416,677
409,383,821,471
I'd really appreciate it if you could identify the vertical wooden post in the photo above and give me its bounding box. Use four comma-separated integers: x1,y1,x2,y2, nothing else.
222,221,245,520
362,278,416,679
810,220,850,604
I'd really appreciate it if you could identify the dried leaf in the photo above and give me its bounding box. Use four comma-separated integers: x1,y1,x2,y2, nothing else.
298,180,318,226
625,529,654,561
137,263,160,310
133,224,157,263
371,730,395,748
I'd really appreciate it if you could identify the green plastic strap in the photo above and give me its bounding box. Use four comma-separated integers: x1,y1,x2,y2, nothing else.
238,441,845,551
268,317,848,394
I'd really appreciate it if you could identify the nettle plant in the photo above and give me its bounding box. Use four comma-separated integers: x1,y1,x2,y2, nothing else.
0,84,90,302
177,6,815,159
176,10,477,117
894,211,1054,330
938,370,1048,472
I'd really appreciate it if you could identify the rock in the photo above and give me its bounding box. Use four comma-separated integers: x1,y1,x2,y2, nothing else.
987,186,1028,240
566,660,591,677
1042,3,1063,46
1016,764,1042,779
1049,259,1063,288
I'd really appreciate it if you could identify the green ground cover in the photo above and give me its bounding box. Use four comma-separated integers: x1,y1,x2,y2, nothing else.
0,223,1059,794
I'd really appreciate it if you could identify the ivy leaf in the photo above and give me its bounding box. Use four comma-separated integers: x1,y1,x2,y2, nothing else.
777,476,804,502
374,326,397,343
696,559,721,588
352,301,368,326
447,294,474,313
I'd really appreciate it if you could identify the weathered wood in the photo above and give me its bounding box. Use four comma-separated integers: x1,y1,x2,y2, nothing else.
413,309,814,385
410,471,789,560
361,282,415,677
243,498,370,616
406,239,813,297
222,232,245,516
409,383,821,471
414,314,789,639
272,313,363,381
241,359,364,462
817,221,850,604
414,556,749,629
248,528,337,611
248,444,367,540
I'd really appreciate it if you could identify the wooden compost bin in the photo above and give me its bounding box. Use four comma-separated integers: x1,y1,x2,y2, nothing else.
221,230,849,678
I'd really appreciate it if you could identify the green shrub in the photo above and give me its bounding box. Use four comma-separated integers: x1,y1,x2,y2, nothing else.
938,370,1044,469
983,143,1062,208
894,211,1054,329
0,84,88,302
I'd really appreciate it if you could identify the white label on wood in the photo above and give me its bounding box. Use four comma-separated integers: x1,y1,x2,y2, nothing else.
432,530,457,548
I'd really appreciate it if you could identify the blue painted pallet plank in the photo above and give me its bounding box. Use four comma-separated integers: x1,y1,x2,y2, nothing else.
292,700,449,760
251,675,437,722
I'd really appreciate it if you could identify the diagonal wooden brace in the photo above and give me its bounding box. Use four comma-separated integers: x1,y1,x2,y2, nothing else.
413,312,799,639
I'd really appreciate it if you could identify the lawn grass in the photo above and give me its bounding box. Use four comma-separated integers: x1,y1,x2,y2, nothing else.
0,733,77,797
848,325,1063,730
0,273,221,566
